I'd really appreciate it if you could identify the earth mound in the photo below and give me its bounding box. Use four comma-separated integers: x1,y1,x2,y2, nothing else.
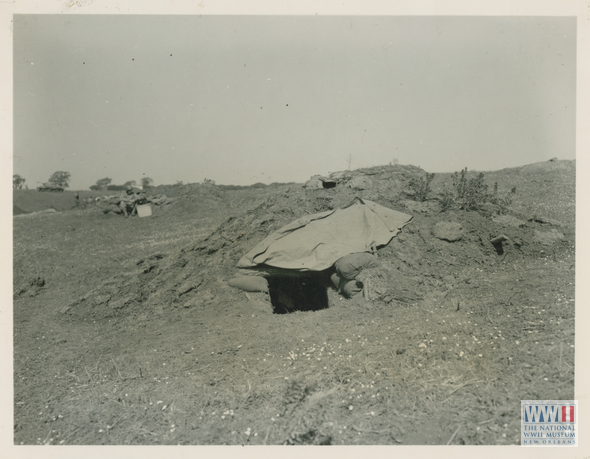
62,162,574,322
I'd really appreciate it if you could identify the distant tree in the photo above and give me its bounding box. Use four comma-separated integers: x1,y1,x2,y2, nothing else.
250,182,267,189
13,174,26,189
48,171,71,188
217,184,244,191
94,177,112,190
141,177,154,189
107,184,126,191
123,180,137,188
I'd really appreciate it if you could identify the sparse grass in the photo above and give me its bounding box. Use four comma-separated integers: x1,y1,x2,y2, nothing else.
15,260,574,444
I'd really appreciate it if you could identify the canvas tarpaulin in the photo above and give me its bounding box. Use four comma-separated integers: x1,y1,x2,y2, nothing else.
237,198,412,272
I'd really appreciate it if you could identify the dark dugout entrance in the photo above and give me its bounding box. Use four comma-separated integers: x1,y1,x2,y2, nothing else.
267,274,330,314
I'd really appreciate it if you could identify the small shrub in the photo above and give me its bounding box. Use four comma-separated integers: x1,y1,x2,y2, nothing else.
488,182,517,204
492,185,517,212
408,173,435,202
439,186,456,211
440,168,516,212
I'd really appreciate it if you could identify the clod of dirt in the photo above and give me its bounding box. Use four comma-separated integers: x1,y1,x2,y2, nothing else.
528,216,560,226
13,276,46,299
492,215,526,228
533,229,565,246
401,200,438,214
178,278,203,296
93,294,112,305
432,221,463,242
109,296,134,310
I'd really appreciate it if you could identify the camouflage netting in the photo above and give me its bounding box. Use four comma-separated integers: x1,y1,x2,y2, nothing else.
61,164,574,320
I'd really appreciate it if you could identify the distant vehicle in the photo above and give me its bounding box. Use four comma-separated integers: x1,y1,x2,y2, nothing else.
37,183,65,192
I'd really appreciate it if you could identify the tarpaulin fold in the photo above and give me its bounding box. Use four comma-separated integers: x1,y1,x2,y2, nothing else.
237,198,412,271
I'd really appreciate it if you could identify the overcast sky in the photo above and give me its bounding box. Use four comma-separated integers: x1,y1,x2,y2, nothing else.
13,15,575,190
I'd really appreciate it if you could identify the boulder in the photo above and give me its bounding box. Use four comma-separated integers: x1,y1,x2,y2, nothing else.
433,221,463,242
533,229,565,246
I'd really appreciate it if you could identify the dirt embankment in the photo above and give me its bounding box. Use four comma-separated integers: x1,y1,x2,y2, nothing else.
62,161,574,323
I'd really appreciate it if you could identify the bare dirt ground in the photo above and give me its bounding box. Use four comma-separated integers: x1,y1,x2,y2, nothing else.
13,160,574,445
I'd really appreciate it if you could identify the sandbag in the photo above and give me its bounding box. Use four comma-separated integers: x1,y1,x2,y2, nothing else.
347,175,372,190
331,271,363,299
100,203,122,214
303,176,324,189
340,279,363,298
228,276,269,293
330,272,343,290
334,252,379,280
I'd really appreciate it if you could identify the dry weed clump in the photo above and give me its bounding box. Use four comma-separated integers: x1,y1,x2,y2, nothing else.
440,168,516,213
408,172,435,202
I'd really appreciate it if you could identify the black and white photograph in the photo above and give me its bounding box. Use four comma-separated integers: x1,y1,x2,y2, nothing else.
5,1,589,457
